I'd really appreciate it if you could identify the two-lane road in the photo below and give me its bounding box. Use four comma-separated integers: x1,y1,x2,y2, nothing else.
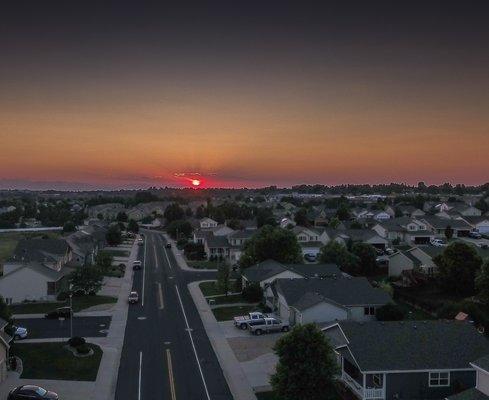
115,230,232,400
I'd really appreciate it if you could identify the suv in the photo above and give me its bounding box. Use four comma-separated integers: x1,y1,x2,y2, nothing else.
8,385,58,400
10,325,28,340
247,317,290,335
165,243,171,249
304,253,316,262
469,231,482,239
430,238,445,247
132,260,142,270
45,307,72,319
128,291,139,304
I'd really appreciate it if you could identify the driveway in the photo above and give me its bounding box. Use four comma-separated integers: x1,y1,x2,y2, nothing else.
460,236,489,248
13,316,111,339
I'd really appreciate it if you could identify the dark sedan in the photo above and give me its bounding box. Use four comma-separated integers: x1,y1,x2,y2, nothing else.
8,385,58,400
45,307,72,319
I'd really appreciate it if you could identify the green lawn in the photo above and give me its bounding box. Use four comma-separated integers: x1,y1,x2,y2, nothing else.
208,294,249,305
188,260,226,270
11,342,102,381
212,305,258,321
103,249,130,257
396,300,435,320
199,281,225,296
10,295,117,314
256,392,279,400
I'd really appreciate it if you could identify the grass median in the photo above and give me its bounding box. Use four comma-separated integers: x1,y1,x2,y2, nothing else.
11,342,103,381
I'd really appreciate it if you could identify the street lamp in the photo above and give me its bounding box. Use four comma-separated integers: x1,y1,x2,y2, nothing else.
69,284,74,339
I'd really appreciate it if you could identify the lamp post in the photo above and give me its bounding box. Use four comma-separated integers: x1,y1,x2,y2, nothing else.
69,284,73,339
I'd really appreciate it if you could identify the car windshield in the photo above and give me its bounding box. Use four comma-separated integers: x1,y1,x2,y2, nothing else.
34,387,47,395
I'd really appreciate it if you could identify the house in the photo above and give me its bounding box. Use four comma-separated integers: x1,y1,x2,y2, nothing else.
0,239,73,303
307,207,338,227
461,216,489,234
422,216,473,238
273,276,391,325
88,203,125,219
0,318,12,383
351,208,392,222
293,226,330,258
279,217,296,229
127,201,169,221
448,354,489,400
197,228,252,262
397,205,426,218
0,206,16,215
388,246,444,277
66,224,107,266
199,217,218,229
323,320,489,400
373,217,435,245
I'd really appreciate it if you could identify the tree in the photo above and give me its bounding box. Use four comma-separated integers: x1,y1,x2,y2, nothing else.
69,267,103,294
164,203,185,224
239,226,302,268
0,296,12,323
476,260,489,304
166,220,192,240
319,241,359,273
376,303,405,321
328,217,340,229
271,324,338,400
242,283,263,302
95,251,113,272
336,203,350,221
351,242,377,276
63,221,76,233
127,219,139,233
434,242,483,295
217,264,230,296
444,225,454,241
106,224,122,246
294,208,309,226
256,208,277,227
116,211,128,222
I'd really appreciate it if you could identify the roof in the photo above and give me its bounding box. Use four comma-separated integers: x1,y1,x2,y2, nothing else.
325,320,489,372
446,388,489,400
9,239,69,264
228,230,255,239
0,330,12,348
472,354,489,371
276,277,391,311
242,259,290,282
205,234,230,248
422,216,472,230
242,260,341,282
0,318,8,330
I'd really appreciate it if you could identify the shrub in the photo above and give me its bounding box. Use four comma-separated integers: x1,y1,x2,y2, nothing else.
376,303,405,321
242,283,263,303
57,292,69,301
76,344,91,355
68,336,86,347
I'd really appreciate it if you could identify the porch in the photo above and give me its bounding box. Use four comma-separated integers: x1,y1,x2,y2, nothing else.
341,359,385,400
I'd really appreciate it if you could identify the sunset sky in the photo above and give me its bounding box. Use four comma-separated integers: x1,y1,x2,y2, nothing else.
1,2,489,189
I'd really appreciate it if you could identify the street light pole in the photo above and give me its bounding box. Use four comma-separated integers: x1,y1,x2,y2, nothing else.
69,293,73,338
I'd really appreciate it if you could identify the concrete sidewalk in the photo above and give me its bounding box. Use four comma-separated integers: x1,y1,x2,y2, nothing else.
188,281,257,400
13,310,113,319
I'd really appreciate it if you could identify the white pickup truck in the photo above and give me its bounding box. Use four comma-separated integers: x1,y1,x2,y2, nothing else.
233,311,267,330
247,317,290,335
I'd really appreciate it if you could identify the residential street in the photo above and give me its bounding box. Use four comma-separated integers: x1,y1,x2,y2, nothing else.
12,316,111,339
115,230,233,400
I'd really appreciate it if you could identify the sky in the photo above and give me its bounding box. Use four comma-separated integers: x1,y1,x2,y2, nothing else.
1,1,489,189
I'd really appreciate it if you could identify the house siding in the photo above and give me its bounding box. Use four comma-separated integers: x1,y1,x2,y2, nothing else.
0,267,58,303
476,370,489,395
385,370,475,400
298,302,347,324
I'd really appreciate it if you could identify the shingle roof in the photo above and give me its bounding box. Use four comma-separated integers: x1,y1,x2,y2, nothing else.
447,387,489,400
242,260,286,282
276,277,391,311
422,216,473,230
9,239,69,263
327,320,489,372
242,260,341,282
472,354,489,371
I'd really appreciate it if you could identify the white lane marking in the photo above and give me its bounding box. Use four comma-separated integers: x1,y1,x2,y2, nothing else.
166,348,177,400
157,282,164,310
162,245,173,271
153,245,158,270
142,236,147,307
138,351,142,400
175,285,211,400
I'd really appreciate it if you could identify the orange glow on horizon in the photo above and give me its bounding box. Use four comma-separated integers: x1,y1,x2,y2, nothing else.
191,179,201,187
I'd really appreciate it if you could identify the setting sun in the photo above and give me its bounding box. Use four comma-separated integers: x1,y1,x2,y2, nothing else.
191,179,201,187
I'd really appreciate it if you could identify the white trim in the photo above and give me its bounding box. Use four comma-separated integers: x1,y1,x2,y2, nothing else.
428,371,450,387
363,368,473,374
470,362,489,374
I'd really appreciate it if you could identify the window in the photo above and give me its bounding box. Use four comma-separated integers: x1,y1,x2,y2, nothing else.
373,374,382,388
429,372,450,387
47,281,56,295
364,306,375,316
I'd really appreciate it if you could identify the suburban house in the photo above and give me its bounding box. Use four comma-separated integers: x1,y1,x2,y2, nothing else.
422,216,473,238
66,224,107,266
351,208,392,222
0,318,11,383
199,217,218,229
293,226,330,257
194,227,253,262
396,205,426,218
272,276,391,325
373,217,435,245
461,216,489,234
388,246,444,277
126,201,169,221
448,354,489,400
323,320,489,400
307,207,338,227
88,203,125,220
0,239,73,304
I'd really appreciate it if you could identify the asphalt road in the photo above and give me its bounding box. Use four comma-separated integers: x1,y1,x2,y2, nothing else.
115,230,232,400
13,316,111,339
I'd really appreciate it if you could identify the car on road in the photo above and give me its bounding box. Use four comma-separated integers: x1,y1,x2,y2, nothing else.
469,231,482,239
10,325,28,340
430,238,446,247
137,237,144,246
128,291,139,304
165,243,171,249
132,260,142,270
45,307,72,319
247,317,290,335
8,385,58,400
234,311,267,329
304,253,316,262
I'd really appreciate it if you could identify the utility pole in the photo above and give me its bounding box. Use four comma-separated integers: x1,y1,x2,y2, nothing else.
69,284,73,338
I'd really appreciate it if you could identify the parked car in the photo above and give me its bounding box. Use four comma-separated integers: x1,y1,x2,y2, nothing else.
45,307,72,319
132,260,142,270
304,253,316,262
137,238,144,246
247,317,290,335
385,247,395,255
233,311,267,329
165,243,171,249
10,325,28,340
469,231,482,239
430,238,445,247
8,385,58,400
128,291,139,304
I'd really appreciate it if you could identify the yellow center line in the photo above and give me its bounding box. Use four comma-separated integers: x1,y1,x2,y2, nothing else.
166,348,177,400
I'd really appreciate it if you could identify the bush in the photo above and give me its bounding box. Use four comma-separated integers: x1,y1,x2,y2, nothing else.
57,292,69,301
242,283,263,303
376,303,405,321
68,336,86,347
76,344,91,355
177,238,188,249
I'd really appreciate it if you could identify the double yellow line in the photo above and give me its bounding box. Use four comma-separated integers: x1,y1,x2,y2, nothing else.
166,348,177,400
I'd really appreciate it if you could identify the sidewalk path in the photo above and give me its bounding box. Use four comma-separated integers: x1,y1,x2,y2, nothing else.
188,281,257,400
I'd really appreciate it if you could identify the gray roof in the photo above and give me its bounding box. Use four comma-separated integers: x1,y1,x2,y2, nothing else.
205,234,230,248
0,318,8,330
0,330,12,347
276,277,391,311
228,230,255,239
422,216,472,230
9,239,69,263
242,260,341,282
325,320,489,372
447,388,489,400
472,354,489,371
